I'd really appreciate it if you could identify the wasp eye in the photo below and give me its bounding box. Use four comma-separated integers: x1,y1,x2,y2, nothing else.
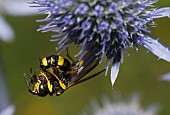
30,75,38,84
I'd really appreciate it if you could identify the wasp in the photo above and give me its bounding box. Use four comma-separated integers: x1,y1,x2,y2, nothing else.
24,48,105,97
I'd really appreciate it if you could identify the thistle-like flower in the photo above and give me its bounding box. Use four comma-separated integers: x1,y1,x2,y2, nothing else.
80,95,158,115
30,0,170,86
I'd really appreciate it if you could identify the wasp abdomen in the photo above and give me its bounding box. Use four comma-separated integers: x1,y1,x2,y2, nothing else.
40,55,71,72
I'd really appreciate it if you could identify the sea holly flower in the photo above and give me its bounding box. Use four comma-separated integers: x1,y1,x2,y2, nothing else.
80,95,158,115
30,0,170,86
0,0,38,43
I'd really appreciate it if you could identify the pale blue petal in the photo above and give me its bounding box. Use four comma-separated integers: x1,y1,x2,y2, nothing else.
0,105,15,115
160,72,170,81
153,7,170,18
4,1,38,16
143,36,170,62
0,16,14,43
111,59,120,87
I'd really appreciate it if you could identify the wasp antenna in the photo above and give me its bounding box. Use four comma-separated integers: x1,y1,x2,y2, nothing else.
24,73,30,88
30,68,33,73
66,47,68,53
65,47,75,62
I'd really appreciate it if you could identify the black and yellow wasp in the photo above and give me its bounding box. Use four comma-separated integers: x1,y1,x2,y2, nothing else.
24,48,105,97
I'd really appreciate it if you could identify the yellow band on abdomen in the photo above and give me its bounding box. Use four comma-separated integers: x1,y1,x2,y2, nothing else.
58,56,64,66
42,58,48,66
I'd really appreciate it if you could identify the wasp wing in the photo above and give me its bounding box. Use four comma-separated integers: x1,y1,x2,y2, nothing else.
68,51,100,87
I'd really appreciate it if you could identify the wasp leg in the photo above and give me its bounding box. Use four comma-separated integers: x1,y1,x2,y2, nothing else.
66,60,85,75
48,68,67,90
67,70,77,75
66,47,75,63
70,58,100,83
41,72,53,93
68,69,105,88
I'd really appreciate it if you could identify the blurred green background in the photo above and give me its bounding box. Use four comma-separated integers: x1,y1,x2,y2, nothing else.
1,0,170,115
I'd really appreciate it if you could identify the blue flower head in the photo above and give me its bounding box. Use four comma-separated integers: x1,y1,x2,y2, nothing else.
30,0,170,86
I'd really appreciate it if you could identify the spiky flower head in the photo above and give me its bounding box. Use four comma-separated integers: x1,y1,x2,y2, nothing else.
81,95,158,115
30,0,170,86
